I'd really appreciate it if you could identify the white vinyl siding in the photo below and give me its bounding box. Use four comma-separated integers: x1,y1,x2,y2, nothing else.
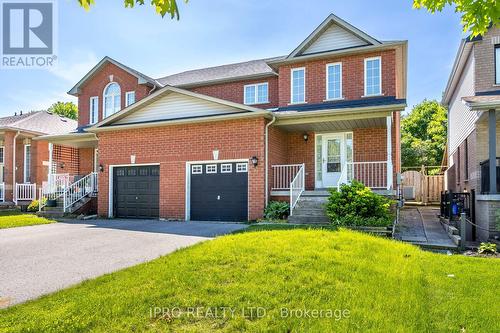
89,96,98,124
114,91,247,125
302,23,369,55
448,53,478,156
244,83,268,105
291,68,305,104
326,63,342,100
364,57,381,96
125,91,136,107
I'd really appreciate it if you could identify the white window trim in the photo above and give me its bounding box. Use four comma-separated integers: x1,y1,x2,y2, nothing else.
125,91,136,107
191,165,203,174
206,164,217,174
0,146,4,165
236,163,248,173
290,67,306,104
103,82,121,118
23,144,31,183
243,82,269,105
221,164,232,173
89,96,98,125
325,62,343,101
363,56,383,97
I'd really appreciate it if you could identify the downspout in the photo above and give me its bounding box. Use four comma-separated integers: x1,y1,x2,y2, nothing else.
12,131,20,202
264,115,276,205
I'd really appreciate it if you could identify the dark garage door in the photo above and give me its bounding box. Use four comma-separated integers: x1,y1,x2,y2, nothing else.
114,165,159,218
190,162,248,221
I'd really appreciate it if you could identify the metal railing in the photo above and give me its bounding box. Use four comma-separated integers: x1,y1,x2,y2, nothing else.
347,161,388,189
290,164,305,216
271,164,304,190
15,183,36,204
63,172,98,212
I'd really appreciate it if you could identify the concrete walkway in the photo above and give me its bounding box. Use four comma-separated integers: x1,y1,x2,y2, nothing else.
395,206,457,249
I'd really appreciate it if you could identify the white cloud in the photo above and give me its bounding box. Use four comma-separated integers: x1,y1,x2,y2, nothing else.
49,51,99,83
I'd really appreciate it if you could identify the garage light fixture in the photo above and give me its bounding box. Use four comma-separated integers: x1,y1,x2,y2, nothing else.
251,156,258,167
99,164,104,172
60,162,65,169
303,133,309,142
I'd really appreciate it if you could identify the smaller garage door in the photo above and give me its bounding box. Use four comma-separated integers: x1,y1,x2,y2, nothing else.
190,162,248,221
114,165,159,219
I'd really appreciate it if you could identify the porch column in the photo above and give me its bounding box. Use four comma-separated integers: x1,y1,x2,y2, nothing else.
488,109,497,194
386,115,393,190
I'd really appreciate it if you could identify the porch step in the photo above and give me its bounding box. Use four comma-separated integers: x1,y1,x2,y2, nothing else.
289,196,330,224
302,190,330,197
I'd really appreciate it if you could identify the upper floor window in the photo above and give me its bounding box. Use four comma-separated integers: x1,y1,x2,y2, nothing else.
364,57,381,96
125,91,136,107
89,96,98,124
0,146,4,164
291,67,305,104
103,82,121,118
326,63,342,100
495,45,500,85
244,83,268,105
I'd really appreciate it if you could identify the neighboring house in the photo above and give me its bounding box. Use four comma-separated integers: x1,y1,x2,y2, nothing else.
443,26,500,241
38,14,407,221
0,111,77,203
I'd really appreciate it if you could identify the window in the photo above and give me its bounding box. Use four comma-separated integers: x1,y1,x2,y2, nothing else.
206,164,217,173
24,144,31,183
244,83,268,105
125,91,136,107
0,146,4,164
236,163,248,173
457,148,461,184
326,63,342,100
221,164,232,173
89,96,98,124
192,165,202,174
291,68,305,104
103,82,121,118
496,45,500,85
364,57,381,96
464,138,469,180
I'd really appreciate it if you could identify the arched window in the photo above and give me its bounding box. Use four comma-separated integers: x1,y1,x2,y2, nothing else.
103,82,121,117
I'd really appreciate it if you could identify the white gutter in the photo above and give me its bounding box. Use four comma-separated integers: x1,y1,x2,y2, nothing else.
264,115,276,205
12,131,20,201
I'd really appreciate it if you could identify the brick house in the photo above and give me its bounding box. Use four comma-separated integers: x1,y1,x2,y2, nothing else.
443,26,500,241
0,111,76,204
39,14,407,221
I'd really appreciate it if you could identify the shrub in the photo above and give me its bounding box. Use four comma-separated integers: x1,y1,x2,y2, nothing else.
264,201,290,220
478,242,497,255
27,198,47,212
326,181,394,227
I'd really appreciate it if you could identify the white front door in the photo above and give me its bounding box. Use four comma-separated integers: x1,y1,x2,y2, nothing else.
321,134,345,187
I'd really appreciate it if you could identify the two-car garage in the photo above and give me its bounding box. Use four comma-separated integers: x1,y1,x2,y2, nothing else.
112,161,249,221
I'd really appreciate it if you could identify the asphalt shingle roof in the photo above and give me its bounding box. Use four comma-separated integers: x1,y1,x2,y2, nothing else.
0,111,77,135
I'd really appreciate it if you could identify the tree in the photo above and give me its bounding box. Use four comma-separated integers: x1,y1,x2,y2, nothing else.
78,0,188,19
413,0,500,37
47,101,78,120
401,100,447,168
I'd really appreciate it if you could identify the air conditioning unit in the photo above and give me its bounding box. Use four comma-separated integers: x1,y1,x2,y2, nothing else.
403,186,415,200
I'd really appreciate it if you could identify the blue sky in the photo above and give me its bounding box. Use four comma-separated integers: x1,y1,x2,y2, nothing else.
0,0,465,117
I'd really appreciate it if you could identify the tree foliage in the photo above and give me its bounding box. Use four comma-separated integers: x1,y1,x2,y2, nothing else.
78,0,188,19
47,101,78,120
401,100,447,168
413,0,500,37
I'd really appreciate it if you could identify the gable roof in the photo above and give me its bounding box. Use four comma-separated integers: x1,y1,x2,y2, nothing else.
87,86,270,132
0,111,77,135
68,56,160,96
287,13,382,58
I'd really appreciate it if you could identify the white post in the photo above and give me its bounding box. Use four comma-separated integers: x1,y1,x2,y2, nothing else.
386,115,393,190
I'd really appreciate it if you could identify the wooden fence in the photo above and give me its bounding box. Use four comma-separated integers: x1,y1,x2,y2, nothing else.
401,167,444,204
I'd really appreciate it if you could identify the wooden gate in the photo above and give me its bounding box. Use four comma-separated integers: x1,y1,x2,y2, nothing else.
402,167,444,204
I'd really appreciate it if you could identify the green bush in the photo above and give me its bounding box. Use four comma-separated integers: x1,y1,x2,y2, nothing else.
478,242,497,255
326,181,394,227
264,201,290,220
27,198,47,212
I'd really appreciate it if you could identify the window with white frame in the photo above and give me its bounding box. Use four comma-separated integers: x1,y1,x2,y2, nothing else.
244,83,268,105
236,163,248,173
24,144,31,183
326,63,342,100
89,96,98,124
0,146,4,164
291,68,305,104
364,57,381,96
103,82,121,118
496,45,500,85
191,165,202,174
125,91,136,107
221,164,232,173
206,164,217,173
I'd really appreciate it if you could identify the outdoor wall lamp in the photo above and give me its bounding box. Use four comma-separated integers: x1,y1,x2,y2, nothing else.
60,162,65,169
251,156,259,167
303,133,309,142
99,164,104,172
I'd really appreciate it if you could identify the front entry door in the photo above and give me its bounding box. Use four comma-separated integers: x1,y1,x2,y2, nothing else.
322,134,345,187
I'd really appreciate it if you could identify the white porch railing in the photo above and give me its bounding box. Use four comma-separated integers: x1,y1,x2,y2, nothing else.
15,183,36,204
272,164,304,190
290,164,305,216
345,161,388,190
63,172,98,212
0,182,4,202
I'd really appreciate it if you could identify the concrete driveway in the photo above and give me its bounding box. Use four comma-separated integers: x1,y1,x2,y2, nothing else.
0,219,247,308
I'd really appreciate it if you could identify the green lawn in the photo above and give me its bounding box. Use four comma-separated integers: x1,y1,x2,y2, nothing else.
0,210,55,229
1,229,498,332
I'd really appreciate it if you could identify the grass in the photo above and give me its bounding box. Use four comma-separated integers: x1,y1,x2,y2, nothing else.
1,229,499,332
0,210,55,229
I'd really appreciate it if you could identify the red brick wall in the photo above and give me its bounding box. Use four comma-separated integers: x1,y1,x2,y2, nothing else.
77,62,152,127
286,132,316,190
31,140,49,187
79,148,95,175
277,50,396,107
96,117,266,220
190,76,279,109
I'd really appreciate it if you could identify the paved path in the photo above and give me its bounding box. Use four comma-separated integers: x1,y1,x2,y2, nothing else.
0,220,247,308
396,206,456,249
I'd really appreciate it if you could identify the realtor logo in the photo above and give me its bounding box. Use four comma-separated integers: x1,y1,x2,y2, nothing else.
1,0,57,68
